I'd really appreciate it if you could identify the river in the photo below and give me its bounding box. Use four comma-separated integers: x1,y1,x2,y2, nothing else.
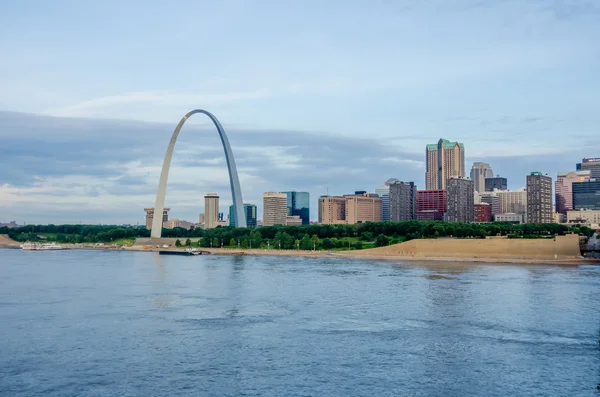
1,249,599,396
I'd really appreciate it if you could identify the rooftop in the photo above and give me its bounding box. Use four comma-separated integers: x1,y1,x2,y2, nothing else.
426,138,465,151
557,170,592,177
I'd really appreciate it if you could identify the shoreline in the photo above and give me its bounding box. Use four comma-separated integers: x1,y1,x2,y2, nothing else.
2,244,598,266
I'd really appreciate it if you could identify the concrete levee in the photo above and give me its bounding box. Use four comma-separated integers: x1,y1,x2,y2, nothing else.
349,235,581,260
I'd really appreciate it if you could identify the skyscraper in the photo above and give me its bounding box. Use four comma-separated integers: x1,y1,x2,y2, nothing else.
229,204,258,228
484,176,508,192
555,170,591,214
204,193,220,229
572,179,600,210
446,176,474,223
282,191,310,225
576,158,600,179
470,162,494,193
389,181,417,221
375,181,392,221
497,189,527,214
425,138,465,190
263,192,288,226
526,172,552,223
318,196,347,224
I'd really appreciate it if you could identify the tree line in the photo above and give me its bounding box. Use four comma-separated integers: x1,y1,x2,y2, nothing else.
2,221,593,249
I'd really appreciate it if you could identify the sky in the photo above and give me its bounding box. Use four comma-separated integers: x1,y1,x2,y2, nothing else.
0,0,599,224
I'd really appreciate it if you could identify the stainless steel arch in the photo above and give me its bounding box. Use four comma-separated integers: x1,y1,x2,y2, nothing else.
150,109,246,238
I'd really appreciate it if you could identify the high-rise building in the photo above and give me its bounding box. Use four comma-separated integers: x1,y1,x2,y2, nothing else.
263,192,288,226
446,176,474,223
484,176,508,192
345,192,382,224
555,170,591,214
144,207,170,230
389,181,417,221
282,191,310,225
479,192,500,215
474,203,492,222
526,172,553,223
576,158,600,179
375,181,394,221
572,179,600,211
470,162,494,193
318,196,347,224
229,204,258,228
417,190,447,221
497,189,527,214
204,193,220,229
425,138,465,190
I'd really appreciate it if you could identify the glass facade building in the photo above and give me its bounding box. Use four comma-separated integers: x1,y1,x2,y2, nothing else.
484,176,507,192
229,204,258,228
283,191,310,225
576,158,600,179
572,179,600,210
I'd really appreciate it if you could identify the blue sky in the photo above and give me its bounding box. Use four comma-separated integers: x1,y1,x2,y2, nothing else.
0,0,599,224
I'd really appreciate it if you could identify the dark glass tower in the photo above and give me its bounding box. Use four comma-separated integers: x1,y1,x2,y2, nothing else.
229,204,257,228
283,191,310,225
572,179,600,210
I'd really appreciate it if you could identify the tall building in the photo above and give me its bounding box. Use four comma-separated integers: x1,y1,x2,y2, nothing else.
389,181,417,221
576,158,600,179
375,180,395,221
417,190,447,221
497,189,527,214
283,191,310,225
484,176,508,192
204,193,220,229
479,192,500,215
446,176,474,223
555,170,591,214
474,203,492,222
144,207,170,230
345,192,382,224
526,172,552,223
425,138,465,190
318,196,347,225
470,162,494,193
572,179,600,210
263,192,288,226
229,204,258,228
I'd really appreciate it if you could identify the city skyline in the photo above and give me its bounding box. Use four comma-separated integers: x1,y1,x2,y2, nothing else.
1,1,599,224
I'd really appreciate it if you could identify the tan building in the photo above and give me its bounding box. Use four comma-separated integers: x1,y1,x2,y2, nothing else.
497,189,527,214
566,209,600,226
318,196,347,224
426,138,465,190
285,215,303,226
165,218,195,230
263,192,288,226
204,193,219,229
144,207,170,230
345,193,382,224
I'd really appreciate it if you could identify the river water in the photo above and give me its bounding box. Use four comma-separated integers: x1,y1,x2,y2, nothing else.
1,249,599,396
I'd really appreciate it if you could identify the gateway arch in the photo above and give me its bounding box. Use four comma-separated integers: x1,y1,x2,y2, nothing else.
150,109,246,238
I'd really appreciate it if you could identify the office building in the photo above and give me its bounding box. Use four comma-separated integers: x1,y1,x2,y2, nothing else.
555,170,591,214
417,190,447,221
446,176,474,223
166,218,195,230
485,176,508,192
204,193,220,229
526,172,553,223
566,209,600,226
497,189,527,214
474,203,492,222
318,196,347,224
345,192,382,224
572,179,600,210
494,213,524,223
144,207,170,230
263,192,288,226
425,138,465,190
375,181,395,221
285,215,303,226
229,204,258,228
479,192,500,215
470,162,494,193
576,158,600,179
389,181,417,221
283,191,310,225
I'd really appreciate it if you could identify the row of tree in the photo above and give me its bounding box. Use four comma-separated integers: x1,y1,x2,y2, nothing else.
2,221,593,248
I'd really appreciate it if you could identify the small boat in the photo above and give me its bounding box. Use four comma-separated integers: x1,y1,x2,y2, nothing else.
158,249,209,256
21,242,67,251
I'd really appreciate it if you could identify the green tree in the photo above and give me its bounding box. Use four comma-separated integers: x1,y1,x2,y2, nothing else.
229,238,237,247
175,239,182,247
185,238,192,247
311,234,320,250
212,237,219,248
322,238,333,249
250,230,262,248
300,234,311,250
375,234,390,247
